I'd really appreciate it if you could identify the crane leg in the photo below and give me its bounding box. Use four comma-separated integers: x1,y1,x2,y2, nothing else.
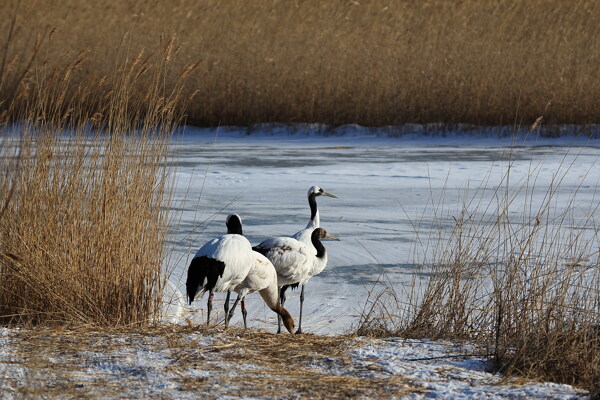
277,286,288,334
206,290,214,326
241,298,248,329
296,284,305,334
226,293,241,327
224,291,231,328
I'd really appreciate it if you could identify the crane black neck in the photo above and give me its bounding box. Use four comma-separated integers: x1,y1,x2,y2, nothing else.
308,193,318,222
311,229,326,258
226,217,243,235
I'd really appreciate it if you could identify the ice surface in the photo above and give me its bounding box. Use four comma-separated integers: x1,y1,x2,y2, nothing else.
166,125,600,336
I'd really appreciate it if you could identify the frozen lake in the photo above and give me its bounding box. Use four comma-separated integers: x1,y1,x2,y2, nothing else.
164,127,600,334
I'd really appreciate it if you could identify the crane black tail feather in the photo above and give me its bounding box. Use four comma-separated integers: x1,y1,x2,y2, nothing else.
186,256,226,304
280,282,301,299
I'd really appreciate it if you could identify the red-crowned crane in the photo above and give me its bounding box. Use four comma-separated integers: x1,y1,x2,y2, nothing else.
186,214,294,333
253,227,339,334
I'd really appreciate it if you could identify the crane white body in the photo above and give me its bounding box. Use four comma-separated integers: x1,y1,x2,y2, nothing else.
291,227,315,245
191,234,254,296
253,228,338,333
254,236,323,287
234,251,280,299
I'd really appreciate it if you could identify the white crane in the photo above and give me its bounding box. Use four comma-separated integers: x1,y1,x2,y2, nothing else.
253,227,339,334
253,185,337,333
226,251,295,334
186,214,295,333
186,214,255,327
291,185,337,245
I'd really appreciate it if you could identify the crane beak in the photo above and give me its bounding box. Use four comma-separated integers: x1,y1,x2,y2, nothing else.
322,191,338,198
325,233,340,241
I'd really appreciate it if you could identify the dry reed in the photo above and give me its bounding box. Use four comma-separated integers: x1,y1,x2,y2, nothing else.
356,137,600,391
0,35,194,326
1,0,599,126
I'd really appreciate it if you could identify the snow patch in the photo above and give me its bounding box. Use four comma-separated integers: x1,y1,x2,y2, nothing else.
347,338,585,400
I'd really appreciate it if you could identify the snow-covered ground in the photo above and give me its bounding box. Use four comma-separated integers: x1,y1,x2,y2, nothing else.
0,328,587,399
348,338,585,399
164,125,600,338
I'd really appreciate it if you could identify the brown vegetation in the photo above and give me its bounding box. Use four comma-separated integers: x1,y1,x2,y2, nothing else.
0,36,191,326
1,0,599,126
2,326,421,398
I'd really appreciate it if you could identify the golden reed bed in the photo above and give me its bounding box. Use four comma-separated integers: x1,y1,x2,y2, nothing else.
1,0,599,126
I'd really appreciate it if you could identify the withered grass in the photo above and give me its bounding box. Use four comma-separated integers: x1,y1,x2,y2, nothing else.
4,326,421,399
1,0,599,126
0,35,195,326
170,328,397,399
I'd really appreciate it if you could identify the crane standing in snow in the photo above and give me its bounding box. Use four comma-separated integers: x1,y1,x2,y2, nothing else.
186,214,295,333
254,185,338,333
254,227,339,334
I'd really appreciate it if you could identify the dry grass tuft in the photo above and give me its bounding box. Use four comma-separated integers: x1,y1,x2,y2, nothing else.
1,0,599,125
159,327,419,398
0,36,192,326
